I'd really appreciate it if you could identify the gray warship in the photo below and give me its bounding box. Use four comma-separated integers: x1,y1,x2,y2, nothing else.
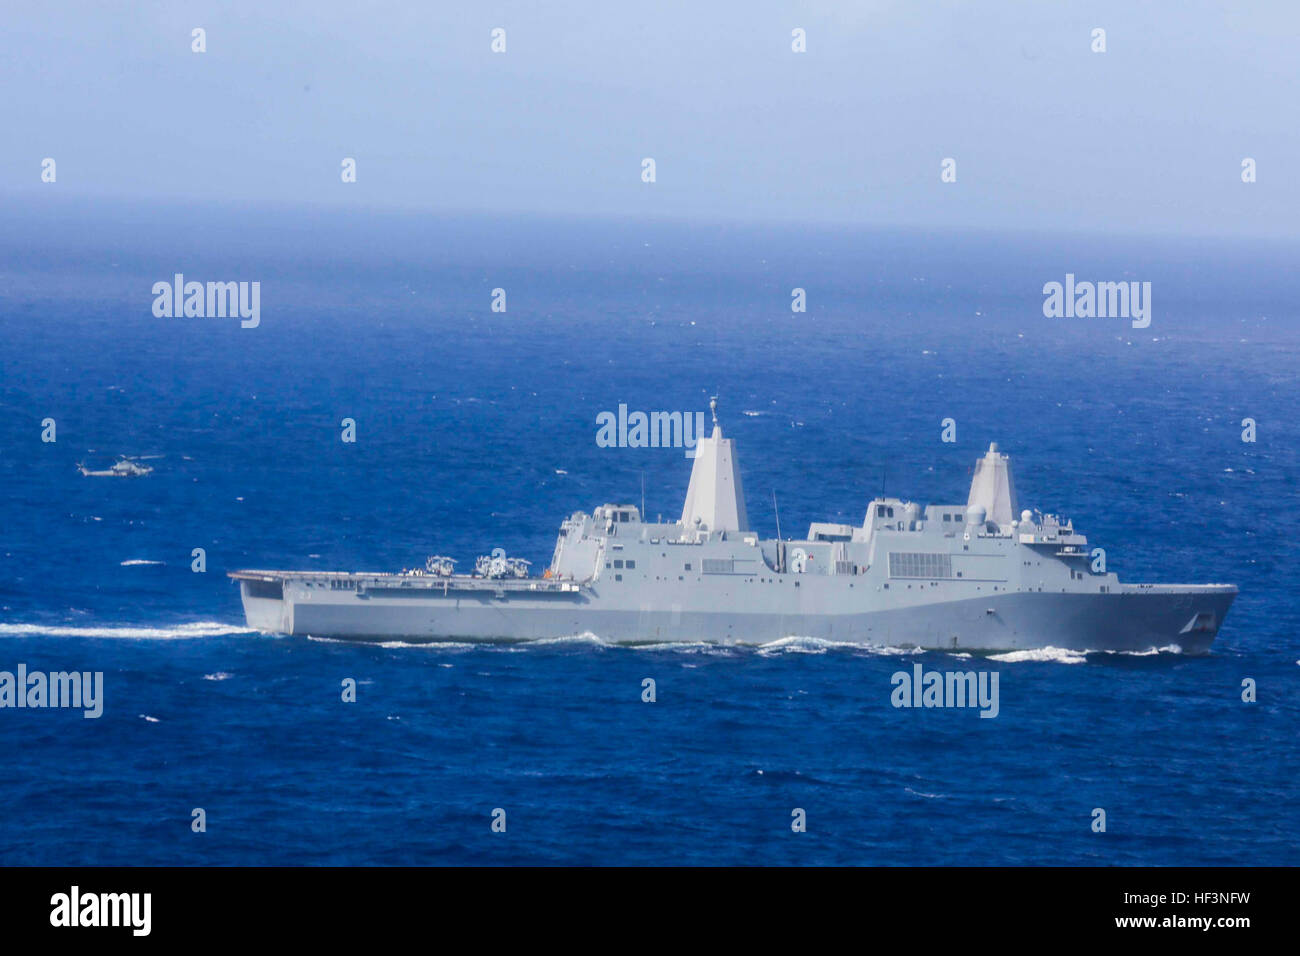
231,401,1236,653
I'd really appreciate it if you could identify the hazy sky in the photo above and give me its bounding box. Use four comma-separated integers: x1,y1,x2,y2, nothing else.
4,1,1298,237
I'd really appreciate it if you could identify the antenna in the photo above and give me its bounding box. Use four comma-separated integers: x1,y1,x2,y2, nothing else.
710,394,719,428
772,489,782,543
641,471,646,520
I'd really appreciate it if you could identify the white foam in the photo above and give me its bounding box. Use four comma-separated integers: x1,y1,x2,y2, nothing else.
517,632,609,648
856,643,917,657
757,636,918,657
757,635,848,655
139,714,160,723
1099,643,1185,657
0,621,253,640
377,640,477,651
988,646,1087,664
904,787,945,799
629,641,721,654
203,672,233,681
120,559,164,566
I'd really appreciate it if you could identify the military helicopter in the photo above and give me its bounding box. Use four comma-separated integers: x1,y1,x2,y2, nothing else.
77,455,159,477
473,551,531,579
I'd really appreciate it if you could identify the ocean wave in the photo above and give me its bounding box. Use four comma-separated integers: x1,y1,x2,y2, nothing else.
988,644,1189,664
120,559,164,566
506,632,609,649
1102,642,1185,658
0,621,254,640
203,672,233,681
628,641,724,654
758,635,847,655
758,636,923,657
753,768,829,784
857,644,918,657
314,632,617,651
904,786,946,799
348,634,931,657
988,647,1088,664
137,628,1191,666
377,640,478,651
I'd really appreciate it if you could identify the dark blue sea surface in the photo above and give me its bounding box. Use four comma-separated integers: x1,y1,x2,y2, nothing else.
1,201,1297,864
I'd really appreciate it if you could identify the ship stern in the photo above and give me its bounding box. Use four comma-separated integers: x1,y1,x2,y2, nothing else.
231,573,293,635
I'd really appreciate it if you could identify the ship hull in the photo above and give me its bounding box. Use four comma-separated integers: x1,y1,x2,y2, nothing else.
237,578,1236,654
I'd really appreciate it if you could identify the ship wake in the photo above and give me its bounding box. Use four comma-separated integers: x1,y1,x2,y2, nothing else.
0,620,256,640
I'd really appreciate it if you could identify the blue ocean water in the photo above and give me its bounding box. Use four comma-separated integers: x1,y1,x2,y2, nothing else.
1,200,1297,865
